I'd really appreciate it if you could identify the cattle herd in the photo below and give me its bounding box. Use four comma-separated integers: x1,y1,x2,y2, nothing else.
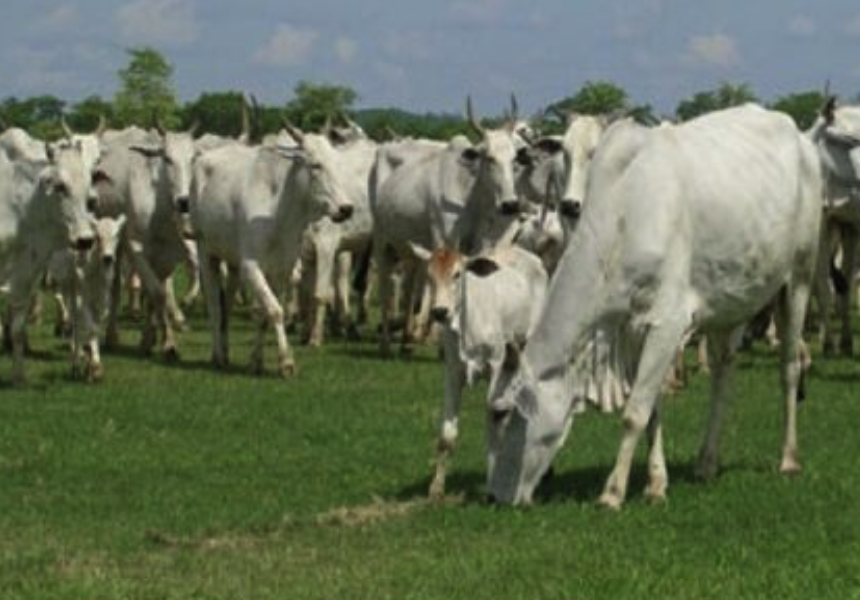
1,94,860,508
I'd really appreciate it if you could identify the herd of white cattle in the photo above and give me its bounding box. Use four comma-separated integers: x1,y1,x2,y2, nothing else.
2,95,860,508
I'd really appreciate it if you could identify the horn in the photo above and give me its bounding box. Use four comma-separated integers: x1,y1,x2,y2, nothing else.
822,96,837,126
94,114,108,137
466,96,485,136
61,116,75,139
383,125,401,141
510,93,520,123
281,118,305,145
154,113,167,137
240,95,251,142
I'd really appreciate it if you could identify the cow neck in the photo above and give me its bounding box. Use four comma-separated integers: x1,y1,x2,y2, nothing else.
523,217,608,382
277,162,316,237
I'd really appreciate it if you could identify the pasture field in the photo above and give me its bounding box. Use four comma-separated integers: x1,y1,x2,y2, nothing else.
1,305,859,600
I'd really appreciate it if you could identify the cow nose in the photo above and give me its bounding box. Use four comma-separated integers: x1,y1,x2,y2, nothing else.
333,204,354,223
430,307,449,323
75,237,95,252
560,199,582,219
86,196,98,213
499,199,521,216
176,196,191,214
102,255,114,268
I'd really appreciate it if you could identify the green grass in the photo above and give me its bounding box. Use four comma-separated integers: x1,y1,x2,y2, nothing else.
1,304,859,599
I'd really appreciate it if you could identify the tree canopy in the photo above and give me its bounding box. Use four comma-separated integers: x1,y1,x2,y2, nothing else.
114,47,180,129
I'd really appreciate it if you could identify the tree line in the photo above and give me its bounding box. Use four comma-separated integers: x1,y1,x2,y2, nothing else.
0,47,832,142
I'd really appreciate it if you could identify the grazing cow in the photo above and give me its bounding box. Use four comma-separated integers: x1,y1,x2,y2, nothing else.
0,140,96,384
371,99,522,356
409,244,548,499
190,126,354,377
485,105,822,507
807,99,860,356
48,215,126,381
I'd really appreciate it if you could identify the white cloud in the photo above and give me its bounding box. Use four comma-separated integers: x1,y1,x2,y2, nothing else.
115,0,200,47
334,37,358,64
685,33,741,68
787,15,816,37
254,24,318,67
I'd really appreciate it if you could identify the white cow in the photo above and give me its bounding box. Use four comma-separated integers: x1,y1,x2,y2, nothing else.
371,100,522,356
485,105,822,507
409,244,548,499
807,99,860,356
300,130,378,346
0,128,47,162
48,215,126,381
190,125,354,377
0,140,96,384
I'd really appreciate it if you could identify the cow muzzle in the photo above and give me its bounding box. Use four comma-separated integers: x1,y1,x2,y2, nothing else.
86,196,99,213
560,199,582,219
176,196,191,215
430,306,450,323
74,237,95,252
102,255,115,268
331,204,354,223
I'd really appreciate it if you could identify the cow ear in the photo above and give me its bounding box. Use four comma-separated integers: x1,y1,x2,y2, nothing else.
129,145,164,159
115,214,128,230
466,257,500,278
407,242,432,262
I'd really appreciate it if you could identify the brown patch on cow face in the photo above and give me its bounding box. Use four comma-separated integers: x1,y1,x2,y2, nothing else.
427,248,463,282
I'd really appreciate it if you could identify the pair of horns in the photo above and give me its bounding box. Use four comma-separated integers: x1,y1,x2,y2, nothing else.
466,93,520,135
61,114,107,138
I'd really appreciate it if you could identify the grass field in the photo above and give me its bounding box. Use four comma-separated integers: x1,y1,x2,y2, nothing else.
1,303,859,600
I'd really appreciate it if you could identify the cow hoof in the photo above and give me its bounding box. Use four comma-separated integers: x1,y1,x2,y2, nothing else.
11,373,26,388
694,459,718,482
211,355,229,370
428,479,446,502
279,361,297,379
597,492,623,511
644,483,668,503
88,363,104,383
780,453,802,475
163,348,180,363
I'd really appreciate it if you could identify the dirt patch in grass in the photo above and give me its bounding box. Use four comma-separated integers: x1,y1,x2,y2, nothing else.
314,494,465,528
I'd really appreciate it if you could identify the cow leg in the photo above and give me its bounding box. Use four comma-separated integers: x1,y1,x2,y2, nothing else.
127,270,142,319
774,280,813,474
164,275,188,332
837,226,857,356
9,267,41,386
598,317,690,510
375,245,396,358
309,236,337,348
181,240,201,308
335,251,359,341
814,223,837,356
105,245,125,350
241,261,294,378
128,250,177,360
695,329,742,481
53,291,70,338
643,400,668,501
429,329,467,500
199,252,228,368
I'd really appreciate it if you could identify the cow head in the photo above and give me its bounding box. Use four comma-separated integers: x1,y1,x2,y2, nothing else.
410,245,464,324
60,116,108,212
556,114,611,219
815,98,860,187
91,214,127,269
42,140,97,251
485,344,572,506
278,123,355,223
461,97,521,216
130,119,200,216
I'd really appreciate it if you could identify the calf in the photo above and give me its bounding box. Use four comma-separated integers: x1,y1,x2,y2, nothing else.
412,244,548,499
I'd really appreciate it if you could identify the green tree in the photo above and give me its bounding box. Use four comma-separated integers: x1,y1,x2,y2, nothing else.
770,91,826,131
114,47,180,129
549,81,629,118
68,95,114,132
676,82,758,122
284,81,358,131
182,91,249,138
0,95,66,139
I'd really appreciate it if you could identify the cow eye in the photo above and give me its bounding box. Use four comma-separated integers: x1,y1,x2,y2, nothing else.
163,155,175,166
491,408,512,424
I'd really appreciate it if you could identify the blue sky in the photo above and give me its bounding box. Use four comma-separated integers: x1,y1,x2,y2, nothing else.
1,0,859,115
